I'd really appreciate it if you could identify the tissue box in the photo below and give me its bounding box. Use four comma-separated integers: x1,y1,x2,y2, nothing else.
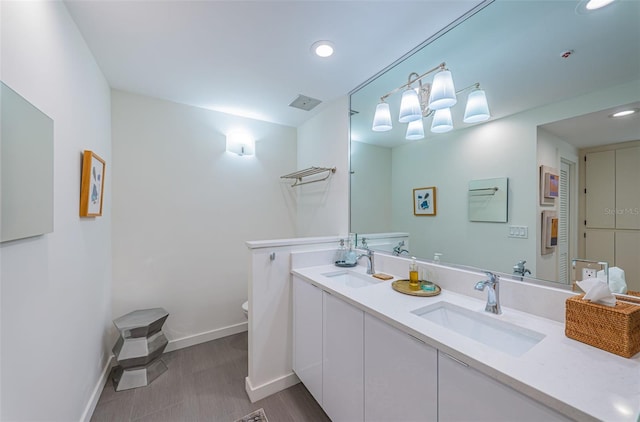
565,292,640,358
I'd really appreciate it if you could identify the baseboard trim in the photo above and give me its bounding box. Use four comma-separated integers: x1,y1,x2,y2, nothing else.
80,354,114,422
245,372,300,403
164,321,248,353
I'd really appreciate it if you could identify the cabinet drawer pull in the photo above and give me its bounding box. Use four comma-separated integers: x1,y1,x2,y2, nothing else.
408,333,426,344
441,352,469,367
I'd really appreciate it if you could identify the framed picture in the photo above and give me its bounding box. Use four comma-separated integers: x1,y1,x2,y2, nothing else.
79,150,106,217
544,172,559,198
539,165,559,205
541,210,557,255
413,186,436,216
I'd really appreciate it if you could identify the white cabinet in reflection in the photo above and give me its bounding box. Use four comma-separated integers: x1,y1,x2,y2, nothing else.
364,314,437,422
615,146,640,230
584,144,640,290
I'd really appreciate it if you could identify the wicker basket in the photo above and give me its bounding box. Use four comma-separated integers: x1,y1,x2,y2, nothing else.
565,292,640,358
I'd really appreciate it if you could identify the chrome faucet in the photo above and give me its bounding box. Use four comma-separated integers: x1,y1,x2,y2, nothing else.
513,260,531,280
474,271,501,314
356,248,375,275
392,240,410,256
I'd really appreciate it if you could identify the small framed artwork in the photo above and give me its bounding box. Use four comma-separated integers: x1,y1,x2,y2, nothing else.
413,186,436,216
546,216,558,248
544,172,559,198
79,150,106,217
541,210,557,255
539,165,559,205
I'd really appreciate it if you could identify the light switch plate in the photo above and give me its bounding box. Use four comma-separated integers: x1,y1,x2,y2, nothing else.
508,225,528,239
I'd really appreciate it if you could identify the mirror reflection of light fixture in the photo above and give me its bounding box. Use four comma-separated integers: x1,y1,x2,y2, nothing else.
610,108,638,118
226,130,255,156
398,84,422,123
371,62,490,138
428,70,457,110
372,102,392,131
586,0,615,10
405,119,425,140
430,108,453,133
463,85,491,123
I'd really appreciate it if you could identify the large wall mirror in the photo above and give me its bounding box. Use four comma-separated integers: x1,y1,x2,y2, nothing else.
1,82,54,242
350,1,640,289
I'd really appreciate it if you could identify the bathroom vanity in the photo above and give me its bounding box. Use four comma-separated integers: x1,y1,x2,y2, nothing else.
291,257,640,422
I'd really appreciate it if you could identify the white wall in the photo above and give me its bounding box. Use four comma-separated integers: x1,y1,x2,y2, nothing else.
391,116,537,274
111,91,297,349
387,80,639,277
296,97,350,237
245,237,340,402
1,2,112,420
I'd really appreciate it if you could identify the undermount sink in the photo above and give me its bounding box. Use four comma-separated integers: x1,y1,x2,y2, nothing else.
321,270,382,289
411,301,545,357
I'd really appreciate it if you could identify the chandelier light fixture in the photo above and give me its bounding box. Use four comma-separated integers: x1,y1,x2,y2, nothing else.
371,62,490,140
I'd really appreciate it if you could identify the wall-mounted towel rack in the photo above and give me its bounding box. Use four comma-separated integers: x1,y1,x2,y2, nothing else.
469,187,499,196
468,177,508,223
281,166,336,187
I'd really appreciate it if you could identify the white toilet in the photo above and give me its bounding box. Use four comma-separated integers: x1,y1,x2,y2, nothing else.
242,301,248,319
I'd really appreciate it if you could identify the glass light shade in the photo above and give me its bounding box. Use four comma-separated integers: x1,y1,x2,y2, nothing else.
372,102,392,131
226,130,255,156
430,108,453,133
398,88,422,123
428,70,457,110
405,119,425,140
463,89,491,123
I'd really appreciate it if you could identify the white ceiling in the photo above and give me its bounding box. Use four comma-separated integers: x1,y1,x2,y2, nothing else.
349,0,640,148
541,102,640,149
64,0,485,128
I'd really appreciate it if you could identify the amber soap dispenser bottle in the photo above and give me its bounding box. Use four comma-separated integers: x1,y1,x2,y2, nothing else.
409,257,419,290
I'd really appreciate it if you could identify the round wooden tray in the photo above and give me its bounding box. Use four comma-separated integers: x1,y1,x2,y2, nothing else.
391,279,441,297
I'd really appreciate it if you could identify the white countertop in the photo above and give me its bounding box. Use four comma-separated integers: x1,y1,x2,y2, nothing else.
292,264,640,422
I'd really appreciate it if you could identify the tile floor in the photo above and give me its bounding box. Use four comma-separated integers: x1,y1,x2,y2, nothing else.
90,332,330,421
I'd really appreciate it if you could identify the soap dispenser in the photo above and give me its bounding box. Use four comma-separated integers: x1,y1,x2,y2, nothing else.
345,234,357,265
335,239,347,266
409,257,419,290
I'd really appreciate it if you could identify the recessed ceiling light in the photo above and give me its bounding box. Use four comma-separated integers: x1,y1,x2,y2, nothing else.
575,0,616,14
311,40,334,58
585,0,615,10
609,109,638,118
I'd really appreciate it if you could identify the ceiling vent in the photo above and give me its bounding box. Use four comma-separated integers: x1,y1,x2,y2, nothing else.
288,94,322,111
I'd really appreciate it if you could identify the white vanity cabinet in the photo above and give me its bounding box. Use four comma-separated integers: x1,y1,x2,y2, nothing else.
364,314,438,422
323,292,364,422
292,276,365,421
292,276,323,405
438,351,571,422
293,275,574,422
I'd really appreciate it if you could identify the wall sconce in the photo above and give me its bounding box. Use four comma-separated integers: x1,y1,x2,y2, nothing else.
372,62,490,139
226,130,255,156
